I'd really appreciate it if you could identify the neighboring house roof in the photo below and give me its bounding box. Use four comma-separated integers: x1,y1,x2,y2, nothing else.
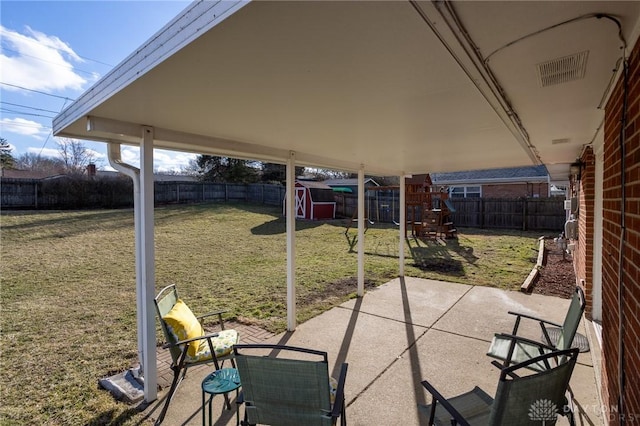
1,169,62,180
296,180,333,189
431,165,549,185
2,169,199,182
323,178,379,187
96,170,199,181
96,170,122,179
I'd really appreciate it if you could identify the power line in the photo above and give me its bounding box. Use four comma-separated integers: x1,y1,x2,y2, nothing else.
3,42,115,68
76,54,114,68
38,131,55,157
1,47,105,77
0,101,59,114
0,108,56,119
0,82,75,101
0,120,52,130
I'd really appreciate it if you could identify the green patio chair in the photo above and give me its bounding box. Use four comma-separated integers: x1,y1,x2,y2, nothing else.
486,286,585,369
419,347,579,426
233,344,348,426
154,284,239,425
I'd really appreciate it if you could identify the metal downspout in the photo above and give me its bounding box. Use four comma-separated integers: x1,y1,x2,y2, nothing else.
106,143,144,384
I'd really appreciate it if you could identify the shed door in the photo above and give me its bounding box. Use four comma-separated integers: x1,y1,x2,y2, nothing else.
295,188,306,218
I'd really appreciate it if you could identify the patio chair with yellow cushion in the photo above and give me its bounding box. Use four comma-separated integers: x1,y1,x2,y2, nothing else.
233,344,348,426
419,347,579,426
154,284,239,425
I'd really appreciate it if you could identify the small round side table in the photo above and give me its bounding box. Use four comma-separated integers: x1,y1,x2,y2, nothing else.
201,368,241,426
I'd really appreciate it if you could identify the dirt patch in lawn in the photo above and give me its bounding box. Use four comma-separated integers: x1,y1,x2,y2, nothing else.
299,276,379,305
532,239,576,299
414,257,465,275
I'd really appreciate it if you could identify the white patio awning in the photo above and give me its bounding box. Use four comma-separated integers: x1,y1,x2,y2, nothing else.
52,0,640,407
54,1,640,181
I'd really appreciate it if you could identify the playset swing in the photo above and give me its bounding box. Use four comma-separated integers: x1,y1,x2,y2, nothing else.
342,176,456,240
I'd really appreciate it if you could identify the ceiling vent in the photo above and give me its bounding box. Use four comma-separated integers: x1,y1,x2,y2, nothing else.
536,51,589,87
551,138,571,145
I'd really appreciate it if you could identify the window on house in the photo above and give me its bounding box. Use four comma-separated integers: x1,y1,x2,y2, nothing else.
450,187,465,198
450,186,481,198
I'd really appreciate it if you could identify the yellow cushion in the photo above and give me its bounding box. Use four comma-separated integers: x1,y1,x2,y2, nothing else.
188,329,239,363
329,376,338,404
162,299,204,358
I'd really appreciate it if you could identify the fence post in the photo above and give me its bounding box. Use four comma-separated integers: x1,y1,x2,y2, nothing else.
522,198,527,231
176,183,180,203
225,183,228,201
480,198,485,228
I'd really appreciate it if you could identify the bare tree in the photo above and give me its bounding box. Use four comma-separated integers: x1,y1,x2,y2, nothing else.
305,168,353,181
181,158,200,176
57,138,97,174
15,152,66,174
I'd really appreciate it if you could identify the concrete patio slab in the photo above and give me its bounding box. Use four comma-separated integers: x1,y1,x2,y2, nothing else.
146,278,602,426
340,277,471,327
348,328,496,426
433,285,572,342
570,362,604,425
257,301,430,398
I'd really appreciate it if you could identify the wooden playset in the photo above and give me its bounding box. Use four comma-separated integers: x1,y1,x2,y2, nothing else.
405,174,457,240
344,174,457,240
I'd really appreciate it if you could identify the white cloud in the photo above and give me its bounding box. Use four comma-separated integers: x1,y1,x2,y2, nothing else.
24,140,106,161
0,25,88,92
27,146,60,158
0,117,49,139
119,146,196,173
155,149,197,173
121,146,140,166
85,148,105,160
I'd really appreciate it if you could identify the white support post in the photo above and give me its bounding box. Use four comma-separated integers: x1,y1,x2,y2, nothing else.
286,152,297,331
357,166,365,296
399,174,406,277
107,143,143,381
140,126,157,402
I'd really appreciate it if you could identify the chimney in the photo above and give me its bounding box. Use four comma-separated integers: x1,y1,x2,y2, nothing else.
87,163,96,177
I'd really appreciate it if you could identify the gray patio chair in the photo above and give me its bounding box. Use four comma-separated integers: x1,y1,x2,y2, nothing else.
419,347,579,426
154,284,239,425
486,286,585,369
233,344,348,426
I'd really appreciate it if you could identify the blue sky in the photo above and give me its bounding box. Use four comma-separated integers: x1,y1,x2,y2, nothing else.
0,0,198,172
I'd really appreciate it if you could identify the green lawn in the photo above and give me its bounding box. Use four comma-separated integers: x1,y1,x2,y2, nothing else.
0,203,542,425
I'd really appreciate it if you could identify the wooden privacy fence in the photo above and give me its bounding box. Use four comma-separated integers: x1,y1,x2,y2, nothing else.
1,178,286,210
1,178,564,232
335,194,565,232
449,197,566,231
154,182,286,205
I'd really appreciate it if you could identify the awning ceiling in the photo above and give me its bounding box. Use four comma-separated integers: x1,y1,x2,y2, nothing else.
53,0,640,182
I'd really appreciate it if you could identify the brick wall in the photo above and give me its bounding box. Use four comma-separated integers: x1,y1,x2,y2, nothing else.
599,37,640,424
482,182,549,198
575,147,595,318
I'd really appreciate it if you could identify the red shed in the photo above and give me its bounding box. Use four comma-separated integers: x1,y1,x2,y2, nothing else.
284,181,336,220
